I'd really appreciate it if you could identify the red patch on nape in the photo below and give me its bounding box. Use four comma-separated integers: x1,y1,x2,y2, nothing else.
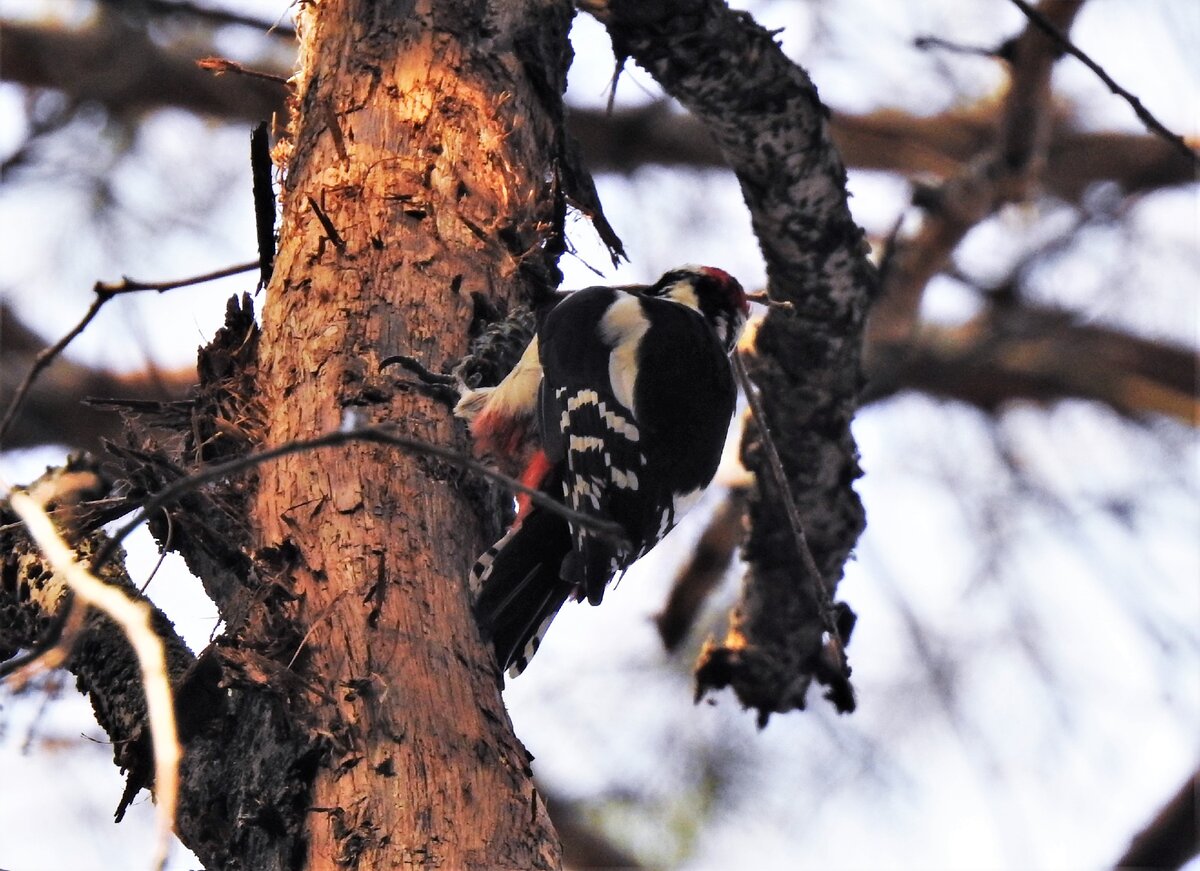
700,266,749,316
515,449,554,523
700,266,734,284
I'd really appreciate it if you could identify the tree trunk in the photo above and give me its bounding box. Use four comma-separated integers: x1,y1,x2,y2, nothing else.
248,0,572,866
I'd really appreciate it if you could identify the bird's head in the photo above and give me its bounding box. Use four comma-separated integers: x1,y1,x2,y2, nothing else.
651,265,749,354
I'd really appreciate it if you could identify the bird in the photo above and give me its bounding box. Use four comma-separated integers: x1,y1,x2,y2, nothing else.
456,266,749,676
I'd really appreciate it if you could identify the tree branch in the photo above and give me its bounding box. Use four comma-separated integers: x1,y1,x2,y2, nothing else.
0,303,194,450
864,303,1200,425
586,0,873,718
6,290,1191,467
0,456,318,870
5,19,1192,204
1005,0,1199,166
92,423,632,580
1,461,195,838
1115,768,1200,870
99,0,296,37
0,261,257,449
869,0,1087,347
568,103,1194,202
0,16,287,122
9,483,181,869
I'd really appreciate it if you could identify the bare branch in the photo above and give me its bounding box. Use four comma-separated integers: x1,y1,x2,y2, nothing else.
865,305,1200,425
732,350,842,646
0,17,287,122
5,20,1192,203
0,295,108,447
913,34,1006,59
0,304,195,450
93,260,259,295
1115,768,1200,869
0,261,258,448
1006,0,1199,166
0,459,307,871
587,0,872,719
100,0,296,37
91,425,631,578
8,485,181,871
197,57,291,86
870,0,1086,346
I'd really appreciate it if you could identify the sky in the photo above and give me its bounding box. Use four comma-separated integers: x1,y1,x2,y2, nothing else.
0,0,1197,869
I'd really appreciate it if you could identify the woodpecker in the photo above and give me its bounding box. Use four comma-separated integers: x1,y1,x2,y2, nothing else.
462,266,749,676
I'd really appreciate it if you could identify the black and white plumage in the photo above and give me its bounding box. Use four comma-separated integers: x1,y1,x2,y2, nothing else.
466,266,749,675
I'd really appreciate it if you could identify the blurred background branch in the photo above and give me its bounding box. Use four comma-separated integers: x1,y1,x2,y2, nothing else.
1,0,1196,868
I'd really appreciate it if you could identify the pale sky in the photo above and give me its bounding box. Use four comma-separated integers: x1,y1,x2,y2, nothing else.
1,1,1197,869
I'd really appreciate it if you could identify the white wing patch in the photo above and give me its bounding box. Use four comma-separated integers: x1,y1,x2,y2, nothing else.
599,294,651,416
509,609,559,677
567,476,603,511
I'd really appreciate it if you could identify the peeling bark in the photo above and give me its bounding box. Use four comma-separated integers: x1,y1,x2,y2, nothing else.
2,0,586,861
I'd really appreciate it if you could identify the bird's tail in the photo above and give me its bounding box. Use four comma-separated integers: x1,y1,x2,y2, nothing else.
470,504,574,676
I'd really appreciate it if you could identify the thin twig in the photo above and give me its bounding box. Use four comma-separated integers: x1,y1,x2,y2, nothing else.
0,260,259,448
8,489,179,871
913,35,1005,59
0,296,105,446
90,425,630,575
123,0,297,36
1006,0,1199,166
139,510,174,594
733,351,846,660
197,57,290,86
743,291,796,313
94,260,260,295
